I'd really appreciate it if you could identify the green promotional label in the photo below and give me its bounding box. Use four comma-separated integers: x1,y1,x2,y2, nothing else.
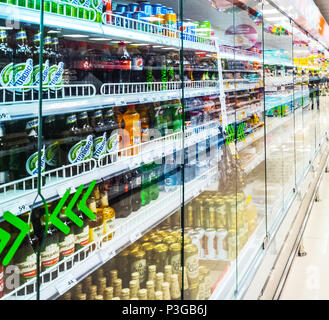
46,141,59,167
0,63,14,88
26,146,46,176
68,135,93,164
106,133,119,153
93,132,107,159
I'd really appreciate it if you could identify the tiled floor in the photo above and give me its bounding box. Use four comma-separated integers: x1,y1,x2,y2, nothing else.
280,170,329,300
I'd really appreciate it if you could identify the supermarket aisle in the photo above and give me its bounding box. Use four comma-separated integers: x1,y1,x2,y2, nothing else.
280,161,329,300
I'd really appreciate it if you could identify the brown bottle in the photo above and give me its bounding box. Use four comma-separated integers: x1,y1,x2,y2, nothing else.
88,197,104,249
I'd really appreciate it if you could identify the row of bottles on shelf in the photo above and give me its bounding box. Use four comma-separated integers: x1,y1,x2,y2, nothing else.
0,97,222,187
4,0,214,43
60,226,209,300
0,27,218,102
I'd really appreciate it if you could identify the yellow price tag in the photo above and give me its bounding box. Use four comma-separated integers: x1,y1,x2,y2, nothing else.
246,196,252,204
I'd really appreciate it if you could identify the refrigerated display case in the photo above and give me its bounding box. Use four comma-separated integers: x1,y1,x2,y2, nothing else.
0,0,329,300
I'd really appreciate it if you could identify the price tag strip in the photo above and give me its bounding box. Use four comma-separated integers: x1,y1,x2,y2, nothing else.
56,274,77,295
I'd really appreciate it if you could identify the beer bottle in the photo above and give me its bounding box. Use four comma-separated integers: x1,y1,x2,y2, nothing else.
129,280,138,299
59,113,81,175
73,200,90,263
97,277,107,296
113,278,122,298
170,274,181,300
121,288,130,300
14,213,38,295
0,29,14,103
49,37,64,99
146,280,155,300
109,269,118,287
104,109,119,156
40,208,60,283
88,196,104,248
104,287,114,300
161,282,171,300
91,110,107,160
13,29,33,101
137,288,147,300
111,171,132,218
43,115,61,172
131,167,142,212
0,123,9,185
58,206,75,272
99,190,115,241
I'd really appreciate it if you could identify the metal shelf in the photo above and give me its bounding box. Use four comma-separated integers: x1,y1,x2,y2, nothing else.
0,3,216,53
2,165,219,300
0,81,219,121
0,120,220,218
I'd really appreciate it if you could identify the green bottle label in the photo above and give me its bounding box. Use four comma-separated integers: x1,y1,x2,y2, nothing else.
48,62,64,90
93,132,107,159
26,146,46,175
106,133,119,153
14,59,34,93
33,59,50,90
68,135,93,164
46,141,59,167
0,63,14,88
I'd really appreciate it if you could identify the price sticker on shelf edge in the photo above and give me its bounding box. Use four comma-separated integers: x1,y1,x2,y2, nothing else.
56,275,77,295
0,109,11,121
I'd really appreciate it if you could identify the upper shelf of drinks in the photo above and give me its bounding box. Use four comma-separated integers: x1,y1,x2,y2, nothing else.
0,0,216,52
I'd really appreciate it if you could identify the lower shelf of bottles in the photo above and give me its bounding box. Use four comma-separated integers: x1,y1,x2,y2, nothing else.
2,165,219,300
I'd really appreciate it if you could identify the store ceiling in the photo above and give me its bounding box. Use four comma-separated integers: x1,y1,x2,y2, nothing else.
314,0,329,25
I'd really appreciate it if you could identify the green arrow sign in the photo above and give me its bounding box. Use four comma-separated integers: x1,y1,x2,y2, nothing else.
0,180,97,266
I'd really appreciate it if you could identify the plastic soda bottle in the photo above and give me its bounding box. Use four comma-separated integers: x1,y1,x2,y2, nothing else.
122,105,141,155
149,162,159,201
141,163,151,206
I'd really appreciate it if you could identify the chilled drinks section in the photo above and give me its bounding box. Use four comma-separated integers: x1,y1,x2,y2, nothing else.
0,0,328,300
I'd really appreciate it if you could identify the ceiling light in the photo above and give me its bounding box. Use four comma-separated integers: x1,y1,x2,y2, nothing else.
130,43,149,46
48,30,61,34
152,45,164,48
110,40,132,43
0,26,13,30
63,34,88,38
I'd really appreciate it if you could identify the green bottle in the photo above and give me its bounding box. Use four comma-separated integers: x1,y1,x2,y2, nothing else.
141,163,151,206
149,162,159,201
91,0,103,23
172,103,182,132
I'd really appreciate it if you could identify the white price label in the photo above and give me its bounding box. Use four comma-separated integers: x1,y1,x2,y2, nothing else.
56,275,77,295
0,110,10,121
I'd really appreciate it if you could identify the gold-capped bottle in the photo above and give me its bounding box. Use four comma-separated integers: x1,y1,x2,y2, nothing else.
87,285,97,300
129,280,138,299
62,292,71,300
155,272,164,292
99,191,115,241
170,274,181,300
161,282,171,300
155,291,163,300
130,250,147,287
72,283,83,299
148,265,156,282
116,250,130,287
88,197,104,249
113,278,122,298
121,288,130,300
137,288,147,300
109,269,118,287
97,277,107,296
146,280,155,300
184,244,199,300
77,293,87,300
169,243,181,274
95,295,103,300
131,272,140,291
83,276,93,293
104,287,114,300
164,265,172,284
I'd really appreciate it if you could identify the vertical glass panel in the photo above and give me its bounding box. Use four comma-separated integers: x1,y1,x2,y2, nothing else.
232,0,266,294
0,0,41,300
181,0,238,300
263,2,292,231
292,22,308,184
37,0,185,301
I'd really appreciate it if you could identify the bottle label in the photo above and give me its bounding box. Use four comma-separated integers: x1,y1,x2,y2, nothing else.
16,252,37,281
68,135,93,164
59,234,75,257
118,59,131,70
92,0,103,13
185,254,199,283
41,243,60,269
26,145,46,175
48,62,64,90
0,62,14,89
132,57,144,71
46,141,59,167
79,112,88,120
89,225,103,242
93,132,107,159
131,258,147,284
44,37,52,46
106,133,119,153
170,253,181,274
16,31,27,40
103,207,115,235
82,0,90,9
14,59,34,92
26,118,38,130
66,114,77,124
33,59,50,90
94,110,103,118
75,225,89,248
0,30,7,40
